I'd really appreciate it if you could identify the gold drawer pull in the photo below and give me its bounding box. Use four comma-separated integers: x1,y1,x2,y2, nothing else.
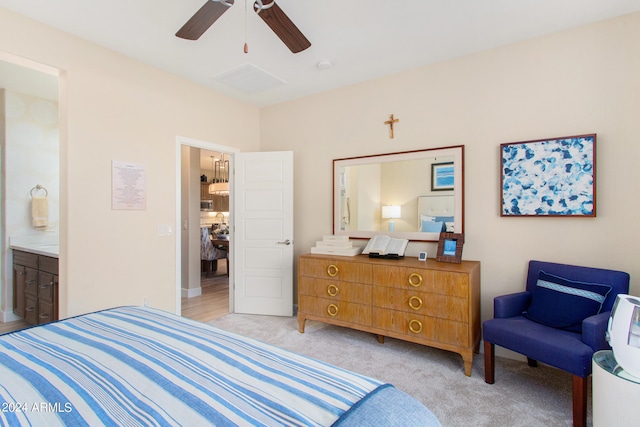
327,284,339,297
327,304,339,317
408,296,423,310
408,273,423,287
409,319,423,334
327,265,339,277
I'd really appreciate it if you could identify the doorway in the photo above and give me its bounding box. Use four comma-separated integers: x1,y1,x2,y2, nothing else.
175,137,237,322
0,54,60,326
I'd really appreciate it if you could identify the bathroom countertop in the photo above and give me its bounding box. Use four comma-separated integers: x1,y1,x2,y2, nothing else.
9,235,59,258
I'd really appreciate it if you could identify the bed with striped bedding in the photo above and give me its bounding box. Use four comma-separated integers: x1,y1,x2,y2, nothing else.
0,306,440,426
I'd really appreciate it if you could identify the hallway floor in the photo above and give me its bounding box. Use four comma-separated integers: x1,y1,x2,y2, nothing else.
181,263,230,323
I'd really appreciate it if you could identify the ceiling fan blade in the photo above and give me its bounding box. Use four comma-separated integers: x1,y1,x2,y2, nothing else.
176,0,235,40
255,1,311,53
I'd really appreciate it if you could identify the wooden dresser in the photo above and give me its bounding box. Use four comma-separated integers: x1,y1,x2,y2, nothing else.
298,253,481,376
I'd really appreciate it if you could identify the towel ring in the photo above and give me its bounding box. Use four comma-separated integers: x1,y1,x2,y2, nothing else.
30,185,48,197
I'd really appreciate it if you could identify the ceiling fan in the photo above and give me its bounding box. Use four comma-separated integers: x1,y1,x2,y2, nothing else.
176,0,311,53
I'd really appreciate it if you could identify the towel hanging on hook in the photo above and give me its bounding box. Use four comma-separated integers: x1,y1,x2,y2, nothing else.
30,185,49,228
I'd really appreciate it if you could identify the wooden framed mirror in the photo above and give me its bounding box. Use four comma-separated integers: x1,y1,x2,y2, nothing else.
333,145,464,242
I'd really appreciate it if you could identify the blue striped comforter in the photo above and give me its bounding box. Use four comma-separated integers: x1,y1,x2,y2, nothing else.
0,306,439,426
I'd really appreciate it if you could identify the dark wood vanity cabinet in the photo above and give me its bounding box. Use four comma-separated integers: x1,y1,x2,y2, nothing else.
13,250,59,325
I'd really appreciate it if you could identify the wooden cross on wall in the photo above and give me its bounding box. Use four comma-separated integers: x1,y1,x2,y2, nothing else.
384,114,399,139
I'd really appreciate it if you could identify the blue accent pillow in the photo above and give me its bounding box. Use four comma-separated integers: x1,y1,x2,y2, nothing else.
421,220,444,232
523,271,612,332
434,216,454,223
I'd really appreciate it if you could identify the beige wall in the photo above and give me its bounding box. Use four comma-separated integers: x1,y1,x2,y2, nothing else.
1,7,638,325
0,8,260,316
261,12,640,323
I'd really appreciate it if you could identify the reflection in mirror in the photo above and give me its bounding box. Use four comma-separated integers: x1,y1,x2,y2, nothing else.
333,146,464,242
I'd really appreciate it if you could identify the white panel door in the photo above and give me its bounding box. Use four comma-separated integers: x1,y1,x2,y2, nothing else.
234,151,293,316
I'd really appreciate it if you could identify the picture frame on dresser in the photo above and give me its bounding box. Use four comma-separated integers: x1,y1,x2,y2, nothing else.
436,232,464,263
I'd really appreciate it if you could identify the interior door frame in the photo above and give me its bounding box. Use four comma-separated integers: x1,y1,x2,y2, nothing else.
175,135,238,315
0,52,63,321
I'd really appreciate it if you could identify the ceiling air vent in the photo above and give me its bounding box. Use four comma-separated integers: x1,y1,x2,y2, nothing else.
211,63,285,94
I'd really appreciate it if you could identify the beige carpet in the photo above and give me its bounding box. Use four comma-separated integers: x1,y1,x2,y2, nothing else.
209,314,591,427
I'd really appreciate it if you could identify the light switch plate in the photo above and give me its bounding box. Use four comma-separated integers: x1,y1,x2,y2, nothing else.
158,224,173,236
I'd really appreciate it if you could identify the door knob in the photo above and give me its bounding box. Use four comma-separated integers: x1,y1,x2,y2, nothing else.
277,239,292,245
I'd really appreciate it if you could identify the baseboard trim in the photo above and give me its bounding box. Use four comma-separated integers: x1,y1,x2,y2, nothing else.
0,309,20,323
181,287,202,299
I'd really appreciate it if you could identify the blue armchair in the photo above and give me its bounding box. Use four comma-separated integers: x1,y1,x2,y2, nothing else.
483,260,630,427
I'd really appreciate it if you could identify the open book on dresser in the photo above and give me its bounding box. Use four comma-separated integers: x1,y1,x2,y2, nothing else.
361,235,409,258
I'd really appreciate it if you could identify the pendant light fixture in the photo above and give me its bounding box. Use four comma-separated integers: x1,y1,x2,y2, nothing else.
209,153,230,195
208,155,216,194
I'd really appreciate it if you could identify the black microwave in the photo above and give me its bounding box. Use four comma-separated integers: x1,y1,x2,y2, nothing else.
200,200,213,210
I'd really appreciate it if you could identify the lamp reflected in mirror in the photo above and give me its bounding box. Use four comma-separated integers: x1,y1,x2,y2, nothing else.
333,145,464,242
382,205,401,232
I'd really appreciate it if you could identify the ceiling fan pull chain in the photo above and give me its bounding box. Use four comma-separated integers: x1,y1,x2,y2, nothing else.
244,0,249,53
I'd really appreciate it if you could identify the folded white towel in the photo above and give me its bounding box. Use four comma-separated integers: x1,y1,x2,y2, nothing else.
32,196,49,228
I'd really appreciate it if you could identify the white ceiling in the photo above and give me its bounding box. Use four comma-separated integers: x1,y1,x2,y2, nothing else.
1,0,640,108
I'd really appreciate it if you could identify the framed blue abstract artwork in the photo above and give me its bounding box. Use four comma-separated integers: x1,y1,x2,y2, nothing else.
431,162,454,191
500,134,596,217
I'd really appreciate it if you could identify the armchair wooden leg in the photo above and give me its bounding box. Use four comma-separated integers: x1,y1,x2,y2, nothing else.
484,341,495,384
572,375,587,427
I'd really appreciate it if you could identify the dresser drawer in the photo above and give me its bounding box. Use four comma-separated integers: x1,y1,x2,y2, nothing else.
39,256,59,275
13,251,38,269
373,309,469,347
299,295,372,327
372,287,468,322
299,258,372,283
299,277,371,304
372,265,468,297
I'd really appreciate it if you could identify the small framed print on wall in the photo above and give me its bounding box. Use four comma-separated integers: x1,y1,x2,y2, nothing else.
500,134,596,217
436,233,464,264
431,162,454,191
